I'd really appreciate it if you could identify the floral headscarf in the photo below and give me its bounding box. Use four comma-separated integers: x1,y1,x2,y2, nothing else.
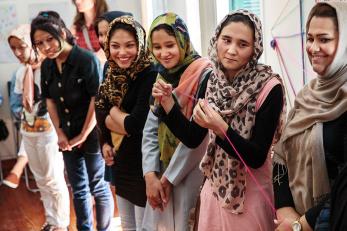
200,9,286,213
148,12,202,167
148,12,200,87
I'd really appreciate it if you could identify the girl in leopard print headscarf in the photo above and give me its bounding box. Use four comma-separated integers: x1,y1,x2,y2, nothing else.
191,10,286,230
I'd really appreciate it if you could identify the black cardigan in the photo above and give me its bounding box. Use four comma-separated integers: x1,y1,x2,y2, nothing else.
95,65,157,207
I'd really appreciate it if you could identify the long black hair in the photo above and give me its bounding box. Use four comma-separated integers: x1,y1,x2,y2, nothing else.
30,11,75,53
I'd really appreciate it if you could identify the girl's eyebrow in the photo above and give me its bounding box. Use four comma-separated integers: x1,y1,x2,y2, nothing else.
221,35,251,44
307,32,330,37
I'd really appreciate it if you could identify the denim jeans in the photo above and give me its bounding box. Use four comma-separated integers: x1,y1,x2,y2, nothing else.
116,195,145,231
63,146,114,231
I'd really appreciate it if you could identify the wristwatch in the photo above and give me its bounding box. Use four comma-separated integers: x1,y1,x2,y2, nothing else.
291,219,302,231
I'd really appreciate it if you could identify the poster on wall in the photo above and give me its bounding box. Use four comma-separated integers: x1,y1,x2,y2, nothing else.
0,3,18,63
28,1,73,28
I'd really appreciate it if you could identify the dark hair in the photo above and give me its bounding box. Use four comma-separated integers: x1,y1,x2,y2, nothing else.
108,23,137,45
94,11,133,35
217,13,255,39
30,11,75,53
72,0,108,30
150,24,175,39
306,3,338,33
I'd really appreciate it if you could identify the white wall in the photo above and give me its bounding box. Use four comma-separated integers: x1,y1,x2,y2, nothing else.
0,0,141,160
263,0,316,107
0,0,318,160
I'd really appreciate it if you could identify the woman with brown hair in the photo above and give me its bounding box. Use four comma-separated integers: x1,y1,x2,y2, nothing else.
71,0,108,63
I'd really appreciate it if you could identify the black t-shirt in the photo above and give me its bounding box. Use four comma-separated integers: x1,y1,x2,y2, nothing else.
41,45,101,139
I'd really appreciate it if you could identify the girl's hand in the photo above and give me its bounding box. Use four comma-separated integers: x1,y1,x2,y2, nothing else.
57,129,71,151
110,106,121,116
102,143,115,166
144,172,165,211
193,99,228,137
160,176,173,207
152,79,175,114
69,133,87,149
274,207,313,231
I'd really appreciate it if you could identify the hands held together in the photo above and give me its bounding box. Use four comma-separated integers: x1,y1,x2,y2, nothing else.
152,79,228,137
152,79,175,114
192,99,228,138
57,129,87,152
144,172,173,211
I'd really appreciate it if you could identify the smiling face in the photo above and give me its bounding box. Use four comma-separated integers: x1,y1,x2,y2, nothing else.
151,29,180,69
306,16,339,76
109,28,138,69
9,37,31,63
216,21,254,79
33,30,63,59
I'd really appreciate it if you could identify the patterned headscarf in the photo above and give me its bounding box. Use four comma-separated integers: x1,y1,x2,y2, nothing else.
95,16,151,151
148,12,201,167
100,15,151,108
148,12,200,87
200,9,286,213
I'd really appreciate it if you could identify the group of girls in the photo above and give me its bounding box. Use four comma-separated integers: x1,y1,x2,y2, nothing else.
7,0,346,230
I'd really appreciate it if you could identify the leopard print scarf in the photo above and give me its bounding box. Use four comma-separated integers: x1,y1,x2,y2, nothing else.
200,9,285,213
100,16,151,108
95,16,151,151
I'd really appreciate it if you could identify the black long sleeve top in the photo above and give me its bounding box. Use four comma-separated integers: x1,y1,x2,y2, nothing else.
162,82,284,169
273,111,347,228
95,65,157,206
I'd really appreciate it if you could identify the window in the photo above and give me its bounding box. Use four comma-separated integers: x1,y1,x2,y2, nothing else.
141,0,202,54
230,0,262,17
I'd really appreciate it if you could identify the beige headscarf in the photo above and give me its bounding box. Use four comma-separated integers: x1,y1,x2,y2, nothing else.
8,24,38,113
273,2,347,215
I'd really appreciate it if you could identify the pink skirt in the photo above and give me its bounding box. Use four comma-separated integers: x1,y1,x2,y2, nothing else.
197,175,275,231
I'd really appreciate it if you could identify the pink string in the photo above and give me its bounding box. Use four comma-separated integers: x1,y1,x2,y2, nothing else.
169,89,277,215
218,121,277,214
202,99,277,215
275,38,316,82
274,40,297,96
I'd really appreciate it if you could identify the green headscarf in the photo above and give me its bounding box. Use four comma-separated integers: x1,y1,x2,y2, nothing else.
148,12,200,168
